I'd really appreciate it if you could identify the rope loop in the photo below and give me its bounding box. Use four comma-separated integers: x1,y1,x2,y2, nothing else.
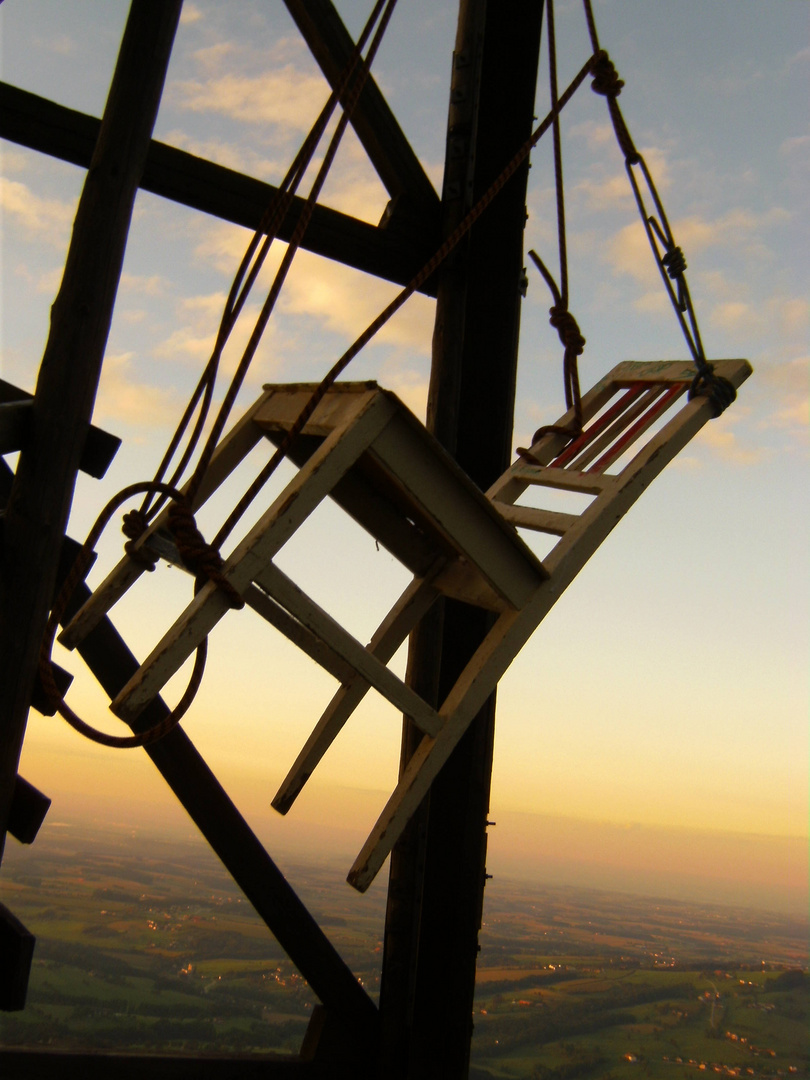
167,501,244,609
689,365,737,417
589,50,624,98
662,245,687,280
121,508,157,571
549,304,586,356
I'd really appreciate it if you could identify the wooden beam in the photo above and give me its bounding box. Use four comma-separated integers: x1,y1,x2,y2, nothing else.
379,2,545,1077
0,0,183,862
58,576,378,1042
282,0,441,225
0,380,120,479
0,903,34,1011
0,81,439,294
6,776,51,846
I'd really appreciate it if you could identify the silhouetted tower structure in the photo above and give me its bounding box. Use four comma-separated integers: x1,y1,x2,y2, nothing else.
0,1,539,1076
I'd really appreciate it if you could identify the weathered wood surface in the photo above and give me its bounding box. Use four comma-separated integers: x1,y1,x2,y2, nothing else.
59,389,273,650
348,357,752,890
0,902,35,1011
0,0,183,862
282,0,440,223
0,80,438,295
106,382,545,726
0,379,120,478
273,573,442,815
56,576,379,1039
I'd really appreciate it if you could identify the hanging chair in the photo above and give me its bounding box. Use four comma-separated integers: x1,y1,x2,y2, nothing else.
59,354,750,890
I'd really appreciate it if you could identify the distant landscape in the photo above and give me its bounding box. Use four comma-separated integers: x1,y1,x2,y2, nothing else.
0,823,807,1079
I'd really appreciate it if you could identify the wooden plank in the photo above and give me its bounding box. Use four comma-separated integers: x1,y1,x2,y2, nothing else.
59,390,272,650
0,379,120,479
507,466,613,495
255,563,442,738
110,391,396,722
283,0,441,220
261,430,440,577
565,385,664,472
588,384,686,474
493,503,579,536
0,903,34,1011
0,81,438,295
0,0,184,863
273,574,443,814
348,359,753,891
370,412,547,608
6,776,50,845
551,384,649,470
243,584,357,686
0,401,31,455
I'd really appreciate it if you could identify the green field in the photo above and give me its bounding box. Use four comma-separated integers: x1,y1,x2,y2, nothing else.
1,825,806,1077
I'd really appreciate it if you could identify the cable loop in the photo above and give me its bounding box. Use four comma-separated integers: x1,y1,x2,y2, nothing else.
121,508,157,570
589,49,624,97
689,365,737,417
167,501,244,610
662,245,687,280
549,304,586,356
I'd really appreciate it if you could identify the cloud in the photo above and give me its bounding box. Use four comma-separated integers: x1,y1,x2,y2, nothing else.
378,358,429,421
153,291,284,387
0,147,31,174
36,34,76,57
758,357,809,441
314,130,388,224
180,2,203,25
779,134,810,158
573,146,671,213
606,205,792,287
569,120,615,150
120,273,173,298
173,68,327,137
0,178,74,244
605,221,659,286
95,353,181,430
279,251,435,354
695,411,771,467
709,301,761,336
161,128,286,181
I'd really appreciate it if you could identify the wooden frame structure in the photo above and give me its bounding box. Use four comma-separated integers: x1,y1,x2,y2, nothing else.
58,357,751,898
0,2,750,1078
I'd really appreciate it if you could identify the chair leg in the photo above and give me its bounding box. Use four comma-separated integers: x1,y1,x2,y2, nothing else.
273,572,442,814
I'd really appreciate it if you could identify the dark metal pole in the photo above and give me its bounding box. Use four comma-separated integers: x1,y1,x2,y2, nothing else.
379,2,545,1077
0,0,183,861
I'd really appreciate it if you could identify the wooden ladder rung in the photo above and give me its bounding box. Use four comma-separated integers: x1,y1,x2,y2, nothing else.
508,465,615,495
273,573,441,815
253,563,442,739
493,503,579,536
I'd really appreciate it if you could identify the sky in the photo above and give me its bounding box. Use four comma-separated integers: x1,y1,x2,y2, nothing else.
0,1,807,916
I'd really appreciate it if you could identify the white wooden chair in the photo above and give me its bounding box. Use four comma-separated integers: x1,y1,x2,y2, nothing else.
60,358,751,891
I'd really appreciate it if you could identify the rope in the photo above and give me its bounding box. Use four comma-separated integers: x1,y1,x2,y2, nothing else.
581,0,734,417
49,0,738,745
38,482,216,748
522,2,585,451
211,57,597,549
41,0,402,748
526,250,585,447
138,0,396,525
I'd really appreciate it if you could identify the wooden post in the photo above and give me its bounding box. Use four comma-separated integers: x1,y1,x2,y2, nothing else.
0,0,183,861
378,2,545,1077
